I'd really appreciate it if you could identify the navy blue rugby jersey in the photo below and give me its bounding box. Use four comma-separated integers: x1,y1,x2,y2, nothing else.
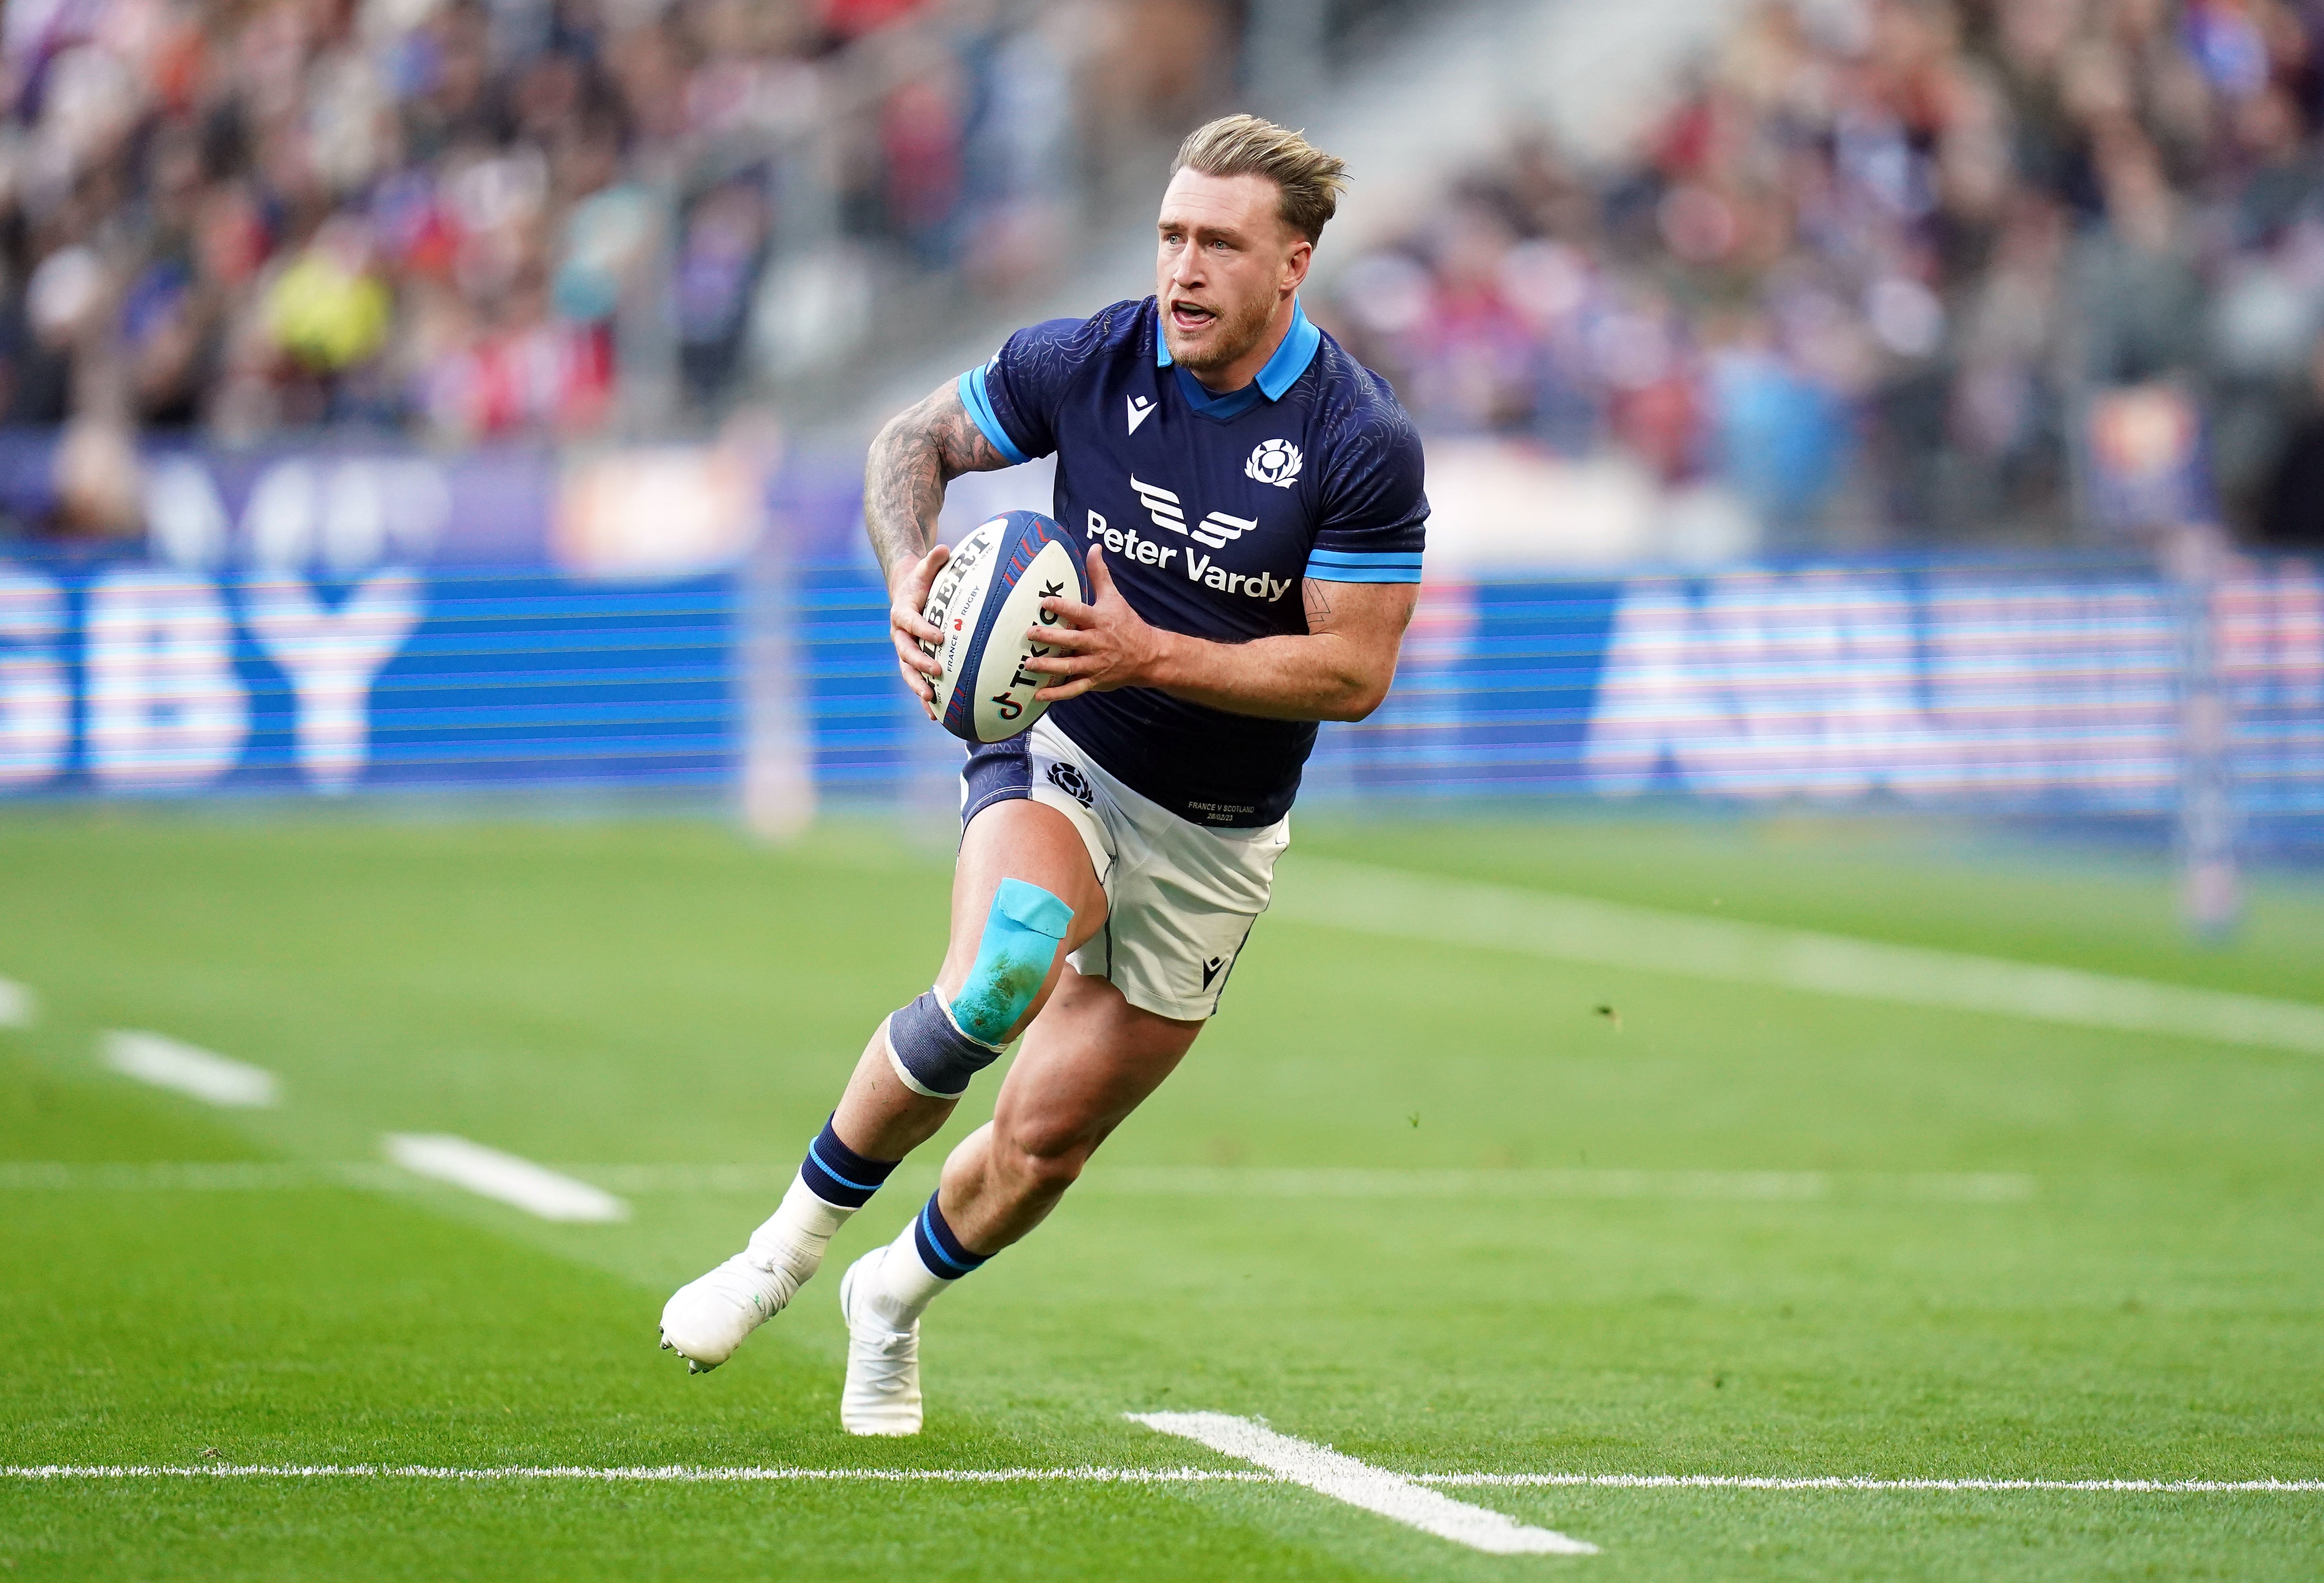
954,296,1427,827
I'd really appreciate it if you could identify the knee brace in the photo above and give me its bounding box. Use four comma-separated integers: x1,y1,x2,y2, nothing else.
885,877,1073,1099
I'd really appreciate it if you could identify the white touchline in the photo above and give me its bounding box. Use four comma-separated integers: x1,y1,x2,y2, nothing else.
1128,1412,1600,1557
1418,1473,2324,1492
0,975,33,1029
1276,857,2324,1058
0,1465,1271,1483
101,1031,279,1108
0,1162,420,1192
383,1134,627,1223
484,1165,2032,1202
0,1163,328,1191
3,1465,2314,1493
1087,1167,2033,1203
0,1163,2031,1204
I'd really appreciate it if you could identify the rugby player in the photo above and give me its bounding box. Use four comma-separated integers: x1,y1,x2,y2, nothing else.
659,114,1428,1434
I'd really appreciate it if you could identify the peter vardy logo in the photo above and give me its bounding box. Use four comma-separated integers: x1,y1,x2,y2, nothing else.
1114,474,1292,603
1130,475,1256,549
1246,438,1302,488
1126,395,1156,435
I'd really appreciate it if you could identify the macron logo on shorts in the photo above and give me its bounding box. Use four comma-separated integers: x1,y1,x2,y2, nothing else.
1202,956,1227,990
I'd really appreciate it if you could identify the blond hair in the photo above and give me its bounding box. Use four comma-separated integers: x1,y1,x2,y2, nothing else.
1171,115,1349,245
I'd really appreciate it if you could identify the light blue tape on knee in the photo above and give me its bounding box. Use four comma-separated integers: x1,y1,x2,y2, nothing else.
948,877,1073,1045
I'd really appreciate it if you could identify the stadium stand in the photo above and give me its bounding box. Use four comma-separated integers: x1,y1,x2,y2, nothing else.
0,0,1381,458
1313,0,2324,554
9,0,2324,561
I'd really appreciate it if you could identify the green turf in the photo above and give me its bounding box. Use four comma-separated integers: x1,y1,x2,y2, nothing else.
0,807,2318,1580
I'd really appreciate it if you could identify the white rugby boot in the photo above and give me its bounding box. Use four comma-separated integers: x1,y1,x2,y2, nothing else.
658,1252,802,1373
662,1177,856,1372
838,1246,924,1435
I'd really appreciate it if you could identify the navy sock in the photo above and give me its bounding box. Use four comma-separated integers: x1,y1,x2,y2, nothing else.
797,1116,899,1209
913,1191,990,1280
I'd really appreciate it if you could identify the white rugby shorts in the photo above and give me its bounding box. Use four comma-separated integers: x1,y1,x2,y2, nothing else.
959,715,1289,1022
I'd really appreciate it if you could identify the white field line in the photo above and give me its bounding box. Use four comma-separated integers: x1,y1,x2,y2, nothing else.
101,1031,279,1108
562,1163,815,1194
1,1465,2315,1494
1422,1473,2324,1492
1129,1411,1599,1557
0,1465,1268,1483
1276,857,2324,1058
0,1163,361,1191
1087,1167,2033,1203
0,975,33,1028
383,1134,627,1223
0,1163,2032,1204
551,1165,2031,1202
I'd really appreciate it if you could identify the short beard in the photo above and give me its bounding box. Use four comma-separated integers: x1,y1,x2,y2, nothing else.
1171,291,1278,379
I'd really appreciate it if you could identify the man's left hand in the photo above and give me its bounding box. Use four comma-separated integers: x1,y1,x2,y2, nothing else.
1026,546,1168,701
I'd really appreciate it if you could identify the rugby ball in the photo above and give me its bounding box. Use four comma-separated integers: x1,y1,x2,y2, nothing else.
919,509,1090,743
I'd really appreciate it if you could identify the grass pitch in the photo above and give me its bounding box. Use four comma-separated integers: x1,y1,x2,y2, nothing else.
0,808,2319,1580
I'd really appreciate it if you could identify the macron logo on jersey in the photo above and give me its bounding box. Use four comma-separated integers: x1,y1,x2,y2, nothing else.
1126,395,1156,435
1130,475,1258,549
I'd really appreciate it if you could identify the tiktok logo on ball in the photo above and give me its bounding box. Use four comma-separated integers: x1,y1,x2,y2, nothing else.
1245,438,1302,488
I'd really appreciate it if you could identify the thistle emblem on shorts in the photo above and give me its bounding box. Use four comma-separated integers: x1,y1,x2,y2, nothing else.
1245,438,1302,488
1046,760,1093,808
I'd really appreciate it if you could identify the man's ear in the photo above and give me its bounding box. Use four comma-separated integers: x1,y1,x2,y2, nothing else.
1282,237,1313,294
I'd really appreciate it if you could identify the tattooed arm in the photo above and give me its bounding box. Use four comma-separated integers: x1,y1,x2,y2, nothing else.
867,381,1014,709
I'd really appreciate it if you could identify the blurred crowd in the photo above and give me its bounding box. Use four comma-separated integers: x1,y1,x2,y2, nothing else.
1320,0,2324,549
29,0,2323,554
0,0,1236,484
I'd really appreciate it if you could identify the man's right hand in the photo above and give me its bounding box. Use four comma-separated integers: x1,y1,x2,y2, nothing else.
888,543,951,716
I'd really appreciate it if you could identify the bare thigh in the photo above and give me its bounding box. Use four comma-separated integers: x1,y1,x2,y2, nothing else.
936,798,1108,1009
833,797,1107,1158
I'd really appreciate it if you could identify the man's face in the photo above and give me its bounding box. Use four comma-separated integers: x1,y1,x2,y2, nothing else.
1155,169,1310,376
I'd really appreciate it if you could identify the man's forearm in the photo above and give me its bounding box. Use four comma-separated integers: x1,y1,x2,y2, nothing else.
863,417,945,579
1143,629,1388,722
1033,566,1416,721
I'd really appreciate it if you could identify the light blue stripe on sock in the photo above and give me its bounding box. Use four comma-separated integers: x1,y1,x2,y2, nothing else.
918,1203,979,1273
806,1141,879,1194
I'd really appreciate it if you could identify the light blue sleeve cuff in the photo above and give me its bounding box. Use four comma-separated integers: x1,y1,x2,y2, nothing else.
956,368,1031,467
1303,549,1424,584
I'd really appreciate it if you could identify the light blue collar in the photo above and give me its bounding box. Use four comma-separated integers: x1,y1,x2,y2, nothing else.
1154,297,1320,401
